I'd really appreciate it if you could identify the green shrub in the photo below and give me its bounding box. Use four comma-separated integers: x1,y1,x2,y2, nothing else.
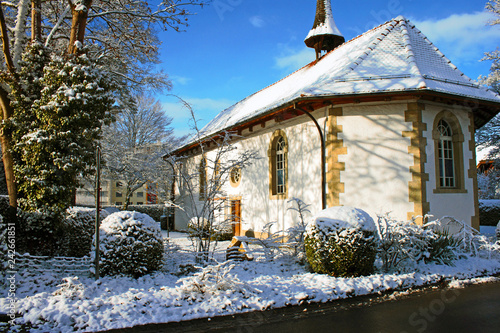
121,205,165,222
425,229,459,265
0,196,9,219
479,200,500,226
0,215,7,270
2,206,110,257
59,207,109,257
375,215,459,272
16,209,64,256
305,207,377,277
93,211,163,278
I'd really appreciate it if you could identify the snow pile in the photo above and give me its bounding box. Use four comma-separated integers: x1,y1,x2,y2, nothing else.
497,221,500,240
309,206,376,233
92,211,163,278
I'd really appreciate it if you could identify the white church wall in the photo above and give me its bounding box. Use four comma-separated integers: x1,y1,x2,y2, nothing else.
423,103,476,229
174,114,324,235
237,117,323,236
337,102,414,222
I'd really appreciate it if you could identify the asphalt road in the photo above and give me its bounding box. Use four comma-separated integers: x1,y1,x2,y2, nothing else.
101,280,500,333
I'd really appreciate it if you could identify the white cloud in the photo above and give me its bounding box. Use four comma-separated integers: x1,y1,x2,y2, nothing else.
249,16,266,28
412,11,500,65
274,47,315,72
170,75,191,86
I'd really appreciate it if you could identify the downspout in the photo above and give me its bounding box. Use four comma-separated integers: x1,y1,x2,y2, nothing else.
293,104,326,210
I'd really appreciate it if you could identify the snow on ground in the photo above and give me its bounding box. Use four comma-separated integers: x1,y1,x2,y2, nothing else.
479,199,500,208
481,225,497,237
1,230,500,333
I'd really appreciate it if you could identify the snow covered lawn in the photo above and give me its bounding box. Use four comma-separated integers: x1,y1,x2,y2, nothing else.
1,231,500,332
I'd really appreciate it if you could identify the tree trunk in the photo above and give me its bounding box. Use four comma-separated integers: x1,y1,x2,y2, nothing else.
68,0,92,54
0,6,17,215
31,0,42,42
122,187,131,210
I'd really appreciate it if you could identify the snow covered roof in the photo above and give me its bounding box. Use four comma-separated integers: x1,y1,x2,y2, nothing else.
178,16,500,151
304,0,344,50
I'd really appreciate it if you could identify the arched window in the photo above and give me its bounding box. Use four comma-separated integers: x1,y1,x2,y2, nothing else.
432,112,465,193
437,120,455,188
268,130,288,199
276,137,286,194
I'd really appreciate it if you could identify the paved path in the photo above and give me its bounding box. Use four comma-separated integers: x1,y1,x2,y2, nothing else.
101,280,500,333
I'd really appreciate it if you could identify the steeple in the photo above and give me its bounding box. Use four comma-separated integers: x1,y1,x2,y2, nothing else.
304,0,345,60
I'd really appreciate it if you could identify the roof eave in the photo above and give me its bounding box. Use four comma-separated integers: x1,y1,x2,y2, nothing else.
167,90,500,158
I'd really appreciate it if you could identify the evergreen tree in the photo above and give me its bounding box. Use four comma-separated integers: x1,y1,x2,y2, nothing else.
10,43,114,215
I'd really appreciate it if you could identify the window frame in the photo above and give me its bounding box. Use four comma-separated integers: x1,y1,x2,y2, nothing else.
268,130,288,199
230,166,242,188
432,111,466,194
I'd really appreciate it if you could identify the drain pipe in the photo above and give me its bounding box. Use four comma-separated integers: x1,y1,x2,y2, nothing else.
293,104,326,210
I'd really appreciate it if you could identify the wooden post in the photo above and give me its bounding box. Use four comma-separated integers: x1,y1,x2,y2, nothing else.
94,146,101,279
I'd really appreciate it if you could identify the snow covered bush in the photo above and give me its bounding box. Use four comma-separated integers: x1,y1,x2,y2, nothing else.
16,209,64,256
92,211,163,278
304,207,377,277
479,200,500,226
126,205,164,222
286,198,311,260
375,215,458,272
497,221,500,241
178,262,258,300
59,207,109,257
188,217,211,240
447,217,500,258
188,216,232,242
0,196,10,220
0,215,6,270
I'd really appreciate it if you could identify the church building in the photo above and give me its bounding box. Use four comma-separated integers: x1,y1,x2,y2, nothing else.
170,0,500,235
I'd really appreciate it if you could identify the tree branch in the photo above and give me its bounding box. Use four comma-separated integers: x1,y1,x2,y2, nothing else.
0,4,15,73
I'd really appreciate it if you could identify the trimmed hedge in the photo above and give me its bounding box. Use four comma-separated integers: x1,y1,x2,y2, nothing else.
93,211,163,278
59,207,109,257
305,207,377,277
479,200,500,226
104,205,165,222
0,196,9,220
305,227,377,277
0,205,108,257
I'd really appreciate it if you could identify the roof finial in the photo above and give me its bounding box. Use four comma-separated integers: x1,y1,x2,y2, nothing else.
305,0,345,60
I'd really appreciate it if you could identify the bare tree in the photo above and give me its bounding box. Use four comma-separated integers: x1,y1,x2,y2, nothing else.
101,93,182,209
166,99,257,263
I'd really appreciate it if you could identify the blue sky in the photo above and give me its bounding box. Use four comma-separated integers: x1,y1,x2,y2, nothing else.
158,0,500,137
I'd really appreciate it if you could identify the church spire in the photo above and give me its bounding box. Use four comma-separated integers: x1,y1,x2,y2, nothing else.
304,0,345,60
